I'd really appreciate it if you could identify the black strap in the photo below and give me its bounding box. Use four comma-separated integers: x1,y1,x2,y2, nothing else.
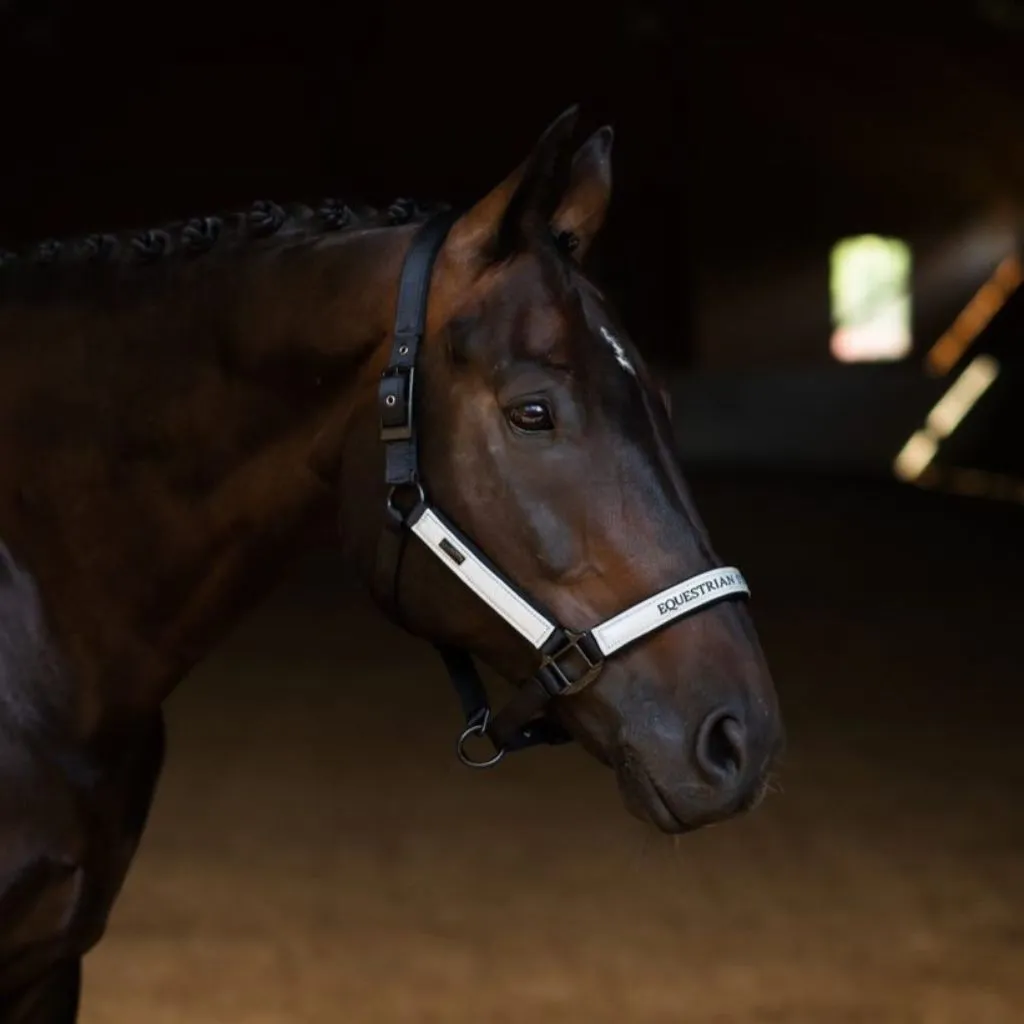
372,516,408,625
433,644,489,723
373,212,458,620
434,644,572,753
379,210,460,488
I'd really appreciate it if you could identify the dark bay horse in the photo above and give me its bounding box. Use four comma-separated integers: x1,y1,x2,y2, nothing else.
0,106,784,1021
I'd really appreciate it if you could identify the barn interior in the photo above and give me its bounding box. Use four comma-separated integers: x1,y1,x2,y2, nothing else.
1,1,1022,1020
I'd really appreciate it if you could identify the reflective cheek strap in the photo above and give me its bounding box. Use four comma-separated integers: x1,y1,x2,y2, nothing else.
408,505,559,650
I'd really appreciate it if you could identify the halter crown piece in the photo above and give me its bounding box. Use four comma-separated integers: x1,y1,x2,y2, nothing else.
374,213,751,767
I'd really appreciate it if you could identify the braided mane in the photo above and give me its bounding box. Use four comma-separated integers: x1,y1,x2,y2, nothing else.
0,196,450,293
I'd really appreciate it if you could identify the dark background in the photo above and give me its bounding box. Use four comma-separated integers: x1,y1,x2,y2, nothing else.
2,2,1023,1021
3,0,1023,475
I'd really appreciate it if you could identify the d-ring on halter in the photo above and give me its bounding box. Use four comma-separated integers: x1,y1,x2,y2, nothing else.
373,212,752,768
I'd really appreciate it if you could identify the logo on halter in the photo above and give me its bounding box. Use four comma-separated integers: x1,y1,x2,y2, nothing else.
656,570,742,617
438,537,466,565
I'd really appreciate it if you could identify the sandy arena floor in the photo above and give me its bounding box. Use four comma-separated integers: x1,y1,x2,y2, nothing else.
78,473,1024,1024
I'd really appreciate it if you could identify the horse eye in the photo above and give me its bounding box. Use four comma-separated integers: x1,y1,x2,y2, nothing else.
507,400,555,433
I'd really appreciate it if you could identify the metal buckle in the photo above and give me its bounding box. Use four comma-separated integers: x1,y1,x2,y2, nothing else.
456,708,505,769
538,629,604,696
379,365,415,441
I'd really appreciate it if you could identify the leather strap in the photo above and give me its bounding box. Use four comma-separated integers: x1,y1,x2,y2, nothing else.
379,210,460,488
372,212,458,623
435,645,572,753
372,515,409,626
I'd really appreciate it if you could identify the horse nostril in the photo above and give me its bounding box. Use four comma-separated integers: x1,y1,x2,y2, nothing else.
695,709,746,783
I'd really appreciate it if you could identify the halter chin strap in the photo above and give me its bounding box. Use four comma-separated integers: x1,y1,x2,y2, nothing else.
374,212,751,768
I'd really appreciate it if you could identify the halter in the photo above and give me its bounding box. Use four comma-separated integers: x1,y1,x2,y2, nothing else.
374,212,751,768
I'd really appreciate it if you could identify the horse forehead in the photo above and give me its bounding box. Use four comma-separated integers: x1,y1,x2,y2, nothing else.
492,256,565,307
478,267,572,346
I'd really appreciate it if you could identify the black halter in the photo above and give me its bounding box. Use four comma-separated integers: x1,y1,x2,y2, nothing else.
374,213,751,768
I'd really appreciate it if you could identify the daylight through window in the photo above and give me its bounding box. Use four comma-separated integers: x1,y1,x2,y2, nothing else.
829,235,913,362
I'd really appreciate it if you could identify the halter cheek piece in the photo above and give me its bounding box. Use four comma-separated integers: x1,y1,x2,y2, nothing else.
374,212,751,768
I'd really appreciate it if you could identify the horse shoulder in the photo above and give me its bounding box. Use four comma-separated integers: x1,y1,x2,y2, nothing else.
0,538,164,997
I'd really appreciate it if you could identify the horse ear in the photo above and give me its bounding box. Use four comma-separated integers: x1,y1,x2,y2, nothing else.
551,126,614,262
443,105,580,270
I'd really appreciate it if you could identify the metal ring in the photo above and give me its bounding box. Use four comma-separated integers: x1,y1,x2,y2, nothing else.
386,483,426,520
456,714,505,769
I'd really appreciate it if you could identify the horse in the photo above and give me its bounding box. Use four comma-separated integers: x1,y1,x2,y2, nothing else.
0,105,784,1021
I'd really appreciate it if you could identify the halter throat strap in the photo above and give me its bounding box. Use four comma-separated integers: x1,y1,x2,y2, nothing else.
374,213,751,768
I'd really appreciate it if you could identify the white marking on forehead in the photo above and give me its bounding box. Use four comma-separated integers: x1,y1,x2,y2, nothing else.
599,326,636,376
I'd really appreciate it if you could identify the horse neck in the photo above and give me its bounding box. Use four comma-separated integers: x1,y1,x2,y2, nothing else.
0,227,406,736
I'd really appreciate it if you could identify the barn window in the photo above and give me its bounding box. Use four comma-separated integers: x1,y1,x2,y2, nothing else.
829,235,913,362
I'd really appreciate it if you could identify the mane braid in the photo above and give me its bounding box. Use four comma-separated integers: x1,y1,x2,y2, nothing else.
0,195,450,294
